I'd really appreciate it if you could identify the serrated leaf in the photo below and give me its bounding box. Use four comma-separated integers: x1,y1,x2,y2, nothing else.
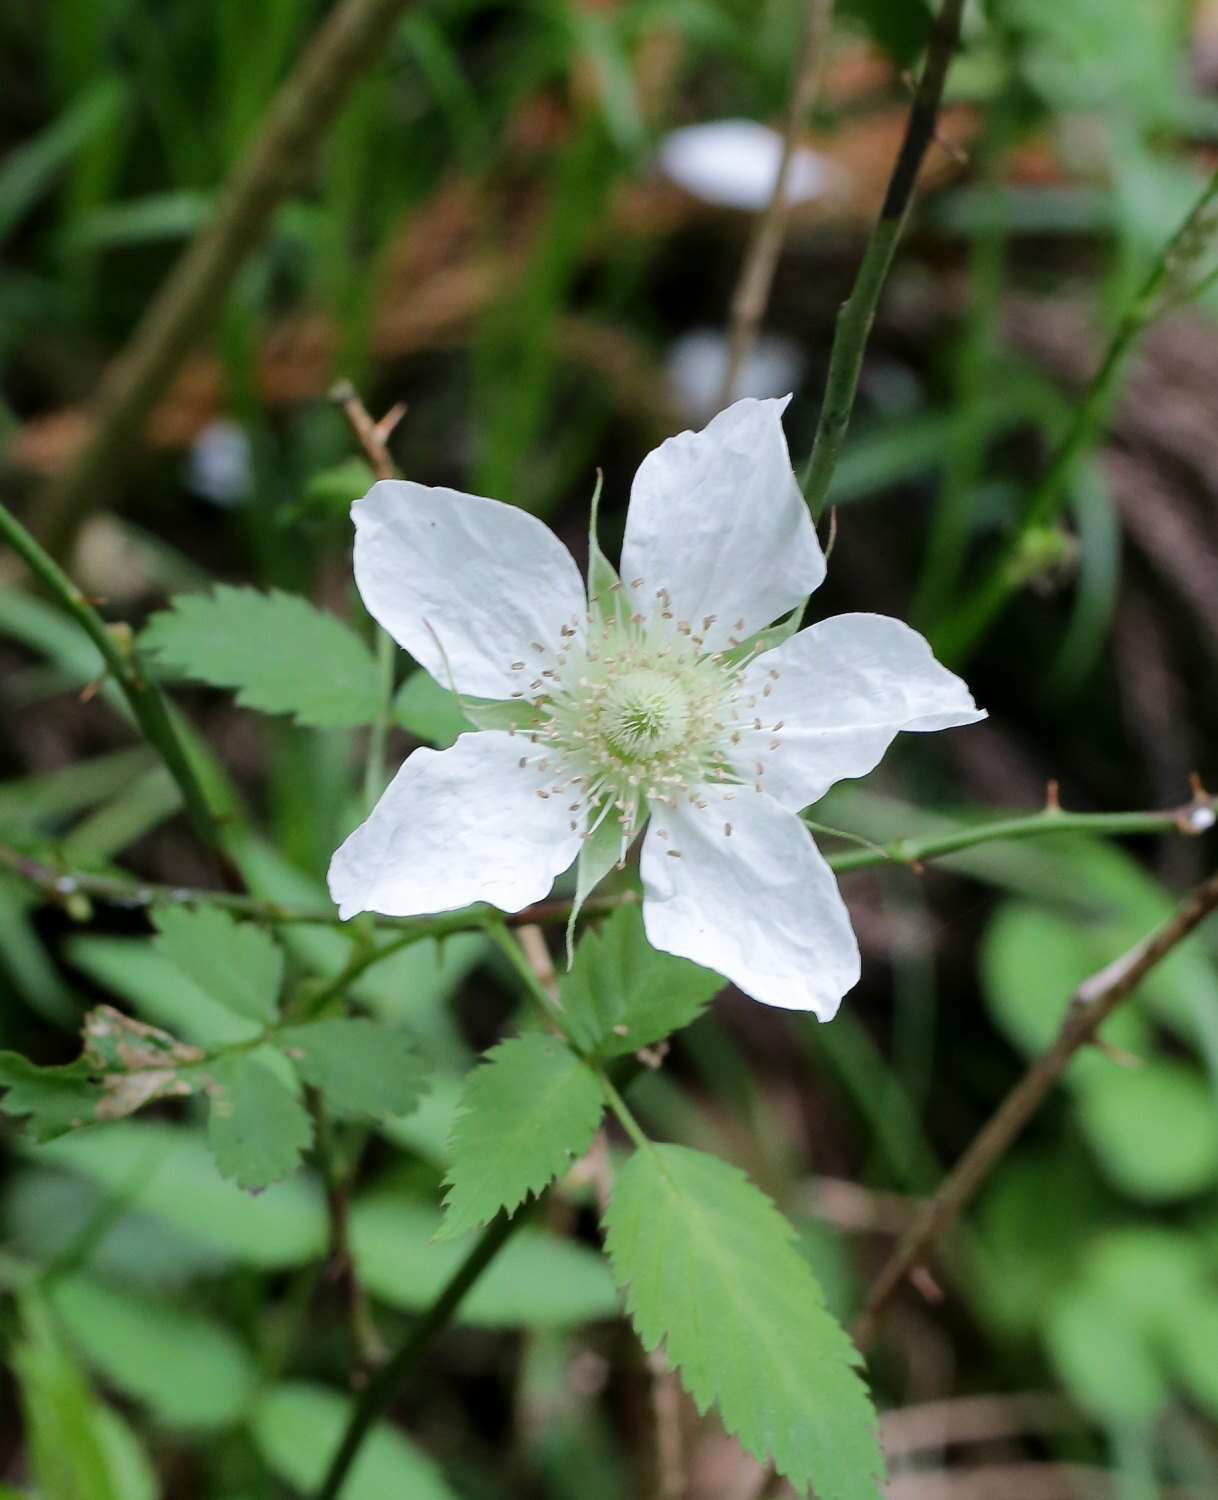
82,1005,203,1121
275,1019,425,1120
0,1053,103,1143
205,1055,312,1190
604,1144,883,1500
563,904,722,1056
438,1036,602,1240
141,585,380,727
152,905,282,1024
252,1381,458,1500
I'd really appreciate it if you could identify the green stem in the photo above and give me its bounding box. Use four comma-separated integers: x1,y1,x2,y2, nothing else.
936,165,1218,664
362,628,396,814
0,501,229,851
597,1068,650,1151
312,1208,529,1500
819,799,1210,874
800,0,966,519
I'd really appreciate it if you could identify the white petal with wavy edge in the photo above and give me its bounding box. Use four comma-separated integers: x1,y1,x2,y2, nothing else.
730,612,985,812
619,398,825,653
639,784,860,1017
352,480,588,701
328,731,584,920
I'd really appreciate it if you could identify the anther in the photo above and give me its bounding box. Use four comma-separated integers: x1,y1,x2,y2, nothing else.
532,642,546,653
724,822,732,837
666,849,682,858
631,578,643,588
511,660,525,671
702,615,716,631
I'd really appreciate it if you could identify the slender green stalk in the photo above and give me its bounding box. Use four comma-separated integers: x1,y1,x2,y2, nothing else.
936,165,1218,664
800,0,966,518
362,627,396,813
0,500,227,850
3,793,1208,935
820,798,1212,873
312,1208,529,1500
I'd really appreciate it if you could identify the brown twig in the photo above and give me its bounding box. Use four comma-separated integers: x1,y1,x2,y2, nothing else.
716,0,834,409
330,379,404,482
852,867,1218,1350
36,0,415,560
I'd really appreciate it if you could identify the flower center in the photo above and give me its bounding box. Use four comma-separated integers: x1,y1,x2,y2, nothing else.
600,668,690,758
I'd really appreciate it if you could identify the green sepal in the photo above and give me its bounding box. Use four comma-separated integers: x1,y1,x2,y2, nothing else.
565,804,633,966
586,469,628,626
720,602,807,667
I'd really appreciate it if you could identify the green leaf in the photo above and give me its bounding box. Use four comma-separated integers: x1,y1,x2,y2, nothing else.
1077,1061,1218,1201
13,1293,157,1500
48,1274,255,1430
31,1123,325,1266
205,1055,313,1190
352,1194,618,1327
151,905,282,1025
603,1144,883,1500
141,585,380,727
275,1018,426,1120
251,1381,458,1500
563,904,722,1057
981,901,1150,1086
1164,1294,1218,1418
0,1054,105,1143
438,1036,603,1240
1044,1280,1167,1426
393,669,473,747
66,933,261,1048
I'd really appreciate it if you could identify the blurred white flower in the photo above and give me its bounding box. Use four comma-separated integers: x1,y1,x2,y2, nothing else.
666,328,805,422
186,419,251,506
328,398,984,1017
657,119,837,211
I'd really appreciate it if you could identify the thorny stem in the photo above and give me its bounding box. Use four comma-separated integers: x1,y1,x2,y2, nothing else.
800,0,967,519
35,0,416,560
330,380,404,815
716,0,833,410
3,793,1210,937
0,500,229,853
935,164,1218,664
852,867,1218,1350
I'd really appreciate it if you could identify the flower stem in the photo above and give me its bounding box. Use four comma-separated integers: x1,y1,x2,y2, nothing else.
934,163,1218,664
800,0,967,519
819,792,1213,873
362,627,397,814
0,500,230,853
311,1208,530,1500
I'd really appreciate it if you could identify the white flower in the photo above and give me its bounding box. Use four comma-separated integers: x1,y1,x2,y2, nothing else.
657,120,839,211
328,397,984,1018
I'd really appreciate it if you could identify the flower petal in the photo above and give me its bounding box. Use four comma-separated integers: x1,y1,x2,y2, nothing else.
732,612,985,811
640,786,859,1017
620,397,824,652
352,480,587,701
328,731,583,919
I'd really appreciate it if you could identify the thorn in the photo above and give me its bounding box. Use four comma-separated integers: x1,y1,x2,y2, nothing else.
1045,778,1061,812
374,401,408,444
1091,1038,1143,1070
909,1264,944,1305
